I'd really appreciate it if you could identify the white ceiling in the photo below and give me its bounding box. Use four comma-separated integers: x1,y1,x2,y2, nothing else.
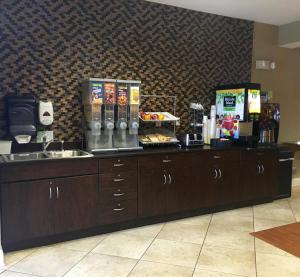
146,0,300,25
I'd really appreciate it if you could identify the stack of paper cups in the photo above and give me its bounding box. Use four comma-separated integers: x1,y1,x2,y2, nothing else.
203,116,208,144
210,105,216,140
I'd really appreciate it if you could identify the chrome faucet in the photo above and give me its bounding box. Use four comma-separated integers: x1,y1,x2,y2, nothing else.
42,137,54,152
42,137,64,152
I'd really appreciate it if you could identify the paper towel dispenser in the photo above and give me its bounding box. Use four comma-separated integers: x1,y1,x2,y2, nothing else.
6,95,37,143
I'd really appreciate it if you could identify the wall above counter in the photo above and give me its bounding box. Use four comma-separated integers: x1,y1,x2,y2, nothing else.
0,0,253,141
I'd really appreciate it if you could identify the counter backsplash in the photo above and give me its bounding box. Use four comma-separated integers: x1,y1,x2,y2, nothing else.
0,0,253,141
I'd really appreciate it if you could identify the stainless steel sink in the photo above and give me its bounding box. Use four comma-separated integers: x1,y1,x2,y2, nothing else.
1,150,93,162
2,152,48,162
46,150,93,159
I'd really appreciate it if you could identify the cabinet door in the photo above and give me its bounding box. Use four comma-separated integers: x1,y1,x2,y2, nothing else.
138,157,166,217
240,157,278,202
1,180,53,243
258,158,278,199
166,153,215,213
53,175,99,234
215,162,240,205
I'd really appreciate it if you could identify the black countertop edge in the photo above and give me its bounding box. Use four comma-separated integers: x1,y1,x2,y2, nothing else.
0,144,292,165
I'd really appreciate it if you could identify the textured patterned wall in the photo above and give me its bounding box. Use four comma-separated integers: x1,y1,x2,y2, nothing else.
0,0,253,141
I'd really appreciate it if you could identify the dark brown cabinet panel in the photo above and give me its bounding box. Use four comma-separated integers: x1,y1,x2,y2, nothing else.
138,156,166,217
99,157,137,173
1,175,99,244
0,158,98,183
240,150,278,201
53,175,99,234
1,180,53,243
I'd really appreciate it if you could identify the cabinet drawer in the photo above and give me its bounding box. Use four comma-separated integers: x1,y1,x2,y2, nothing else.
100,186,137,204
207,150,240,164
241,150,277,162
100,171,137,190
99,157,137,173
0,158,98,183
99,199,137,225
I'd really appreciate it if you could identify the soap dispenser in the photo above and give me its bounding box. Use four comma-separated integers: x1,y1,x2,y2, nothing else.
39,101,54,126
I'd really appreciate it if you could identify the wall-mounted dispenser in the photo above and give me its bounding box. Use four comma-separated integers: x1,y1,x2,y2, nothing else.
39,101,54,126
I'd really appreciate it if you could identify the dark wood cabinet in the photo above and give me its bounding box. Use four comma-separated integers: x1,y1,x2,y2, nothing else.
1,174,99,244
1,179,53,243
0,148,280,251
138,153,214,217
240,150,278,202
53,175,99,233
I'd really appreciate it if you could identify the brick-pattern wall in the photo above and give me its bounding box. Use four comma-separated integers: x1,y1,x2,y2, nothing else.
0,0,253,141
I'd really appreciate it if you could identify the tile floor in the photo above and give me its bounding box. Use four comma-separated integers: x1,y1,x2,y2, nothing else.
2,186,300,277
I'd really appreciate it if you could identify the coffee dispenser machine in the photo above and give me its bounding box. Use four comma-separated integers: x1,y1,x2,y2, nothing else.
82,78,142,152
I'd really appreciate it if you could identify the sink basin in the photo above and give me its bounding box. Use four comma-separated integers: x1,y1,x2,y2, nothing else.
2,152,48,162
1,150,93,162
46,150,93,159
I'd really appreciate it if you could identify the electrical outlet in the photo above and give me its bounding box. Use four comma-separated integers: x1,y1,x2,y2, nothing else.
36,131,54,142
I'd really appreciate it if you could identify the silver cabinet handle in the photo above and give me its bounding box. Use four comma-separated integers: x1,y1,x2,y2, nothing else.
214,155,221,159
168,174,172,184
214,169,218,179
49,187,52,200
162,159,171,163
113,207,125,211
261,164,265,174
279,158,294,162
163,174,167,184
257,164,261,174
56,186,59,199
218,169,222,179
114,163,124,167
114,178,124,182
113,193,125,197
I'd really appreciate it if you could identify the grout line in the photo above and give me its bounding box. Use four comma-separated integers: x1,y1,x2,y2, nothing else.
191,213,213,276
61,236,107,276
126,222,166,276
252,205,258,277
287,198,298,223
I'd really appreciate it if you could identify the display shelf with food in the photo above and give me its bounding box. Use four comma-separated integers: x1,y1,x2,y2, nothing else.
139,111,179,122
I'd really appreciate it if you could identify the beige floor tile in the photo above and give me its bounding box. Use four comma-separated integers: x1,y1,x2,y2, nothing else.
196,245,256,277
254,238,293,257
291,186,300,200
210,213,253,232
256,252,300,277
92,233,153,259
193,268,246,277
213,207,253,218
4,248,37,269
0,271,34,277
172,214,212,227
65,253,137,277
254,217,295,232
129,260,193,277
253,200,296,222
205,226,254,251
10,247,86,277
157,221,208,244
142,238,201,268
52,234,107,252
288,198,300,221
117,223,164,238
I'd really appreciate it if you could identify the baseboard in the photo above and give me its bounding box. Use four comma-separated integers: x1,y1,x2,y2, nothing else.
292,178,300,187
